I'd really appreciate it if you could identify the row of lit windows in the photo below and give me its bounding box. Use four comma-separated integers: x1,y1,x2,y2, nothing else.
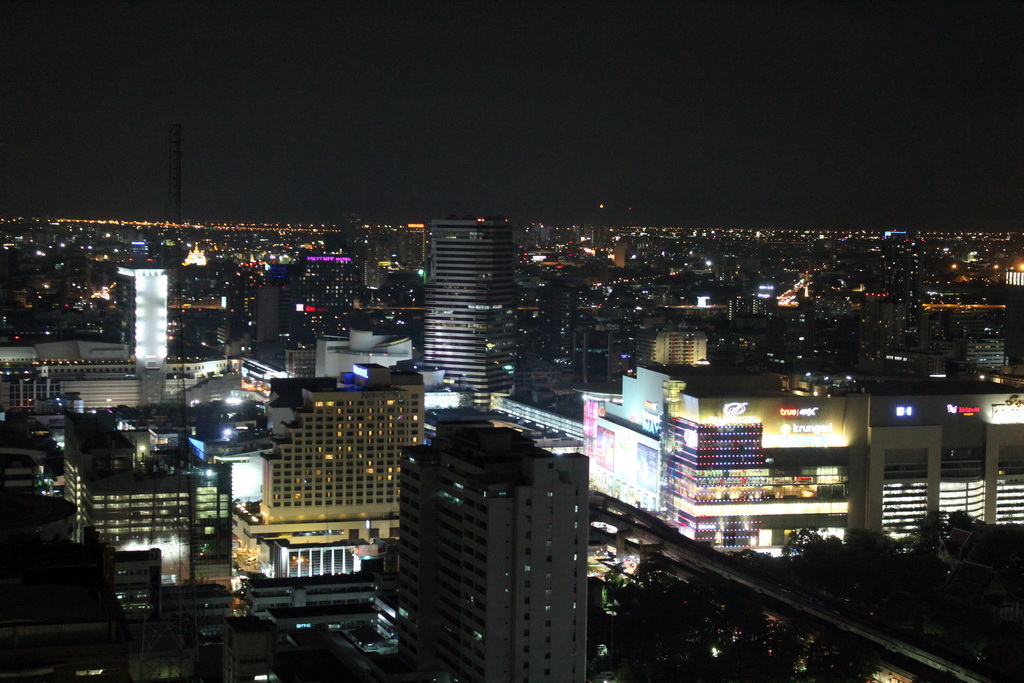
275,497,390,507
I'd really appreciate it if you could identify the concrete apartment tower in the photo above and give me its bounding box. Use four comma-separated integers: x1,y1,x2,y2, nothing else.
423,217,516,407
398,423,588,683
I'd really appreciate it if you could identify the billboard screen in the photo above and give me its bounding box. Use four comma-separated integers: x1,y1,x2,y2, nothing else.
594,426,615,472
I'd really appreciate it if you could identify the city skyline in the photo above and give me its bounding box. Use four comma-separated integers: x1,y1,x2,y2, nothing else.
3,2,1024,231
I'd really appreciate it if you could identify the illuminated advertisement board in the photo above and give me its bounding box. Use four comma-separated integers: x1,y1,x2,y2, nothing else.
688,397,847,448
642,399,661,434
583,397,605,438
636,443,659,493
594,426,615,471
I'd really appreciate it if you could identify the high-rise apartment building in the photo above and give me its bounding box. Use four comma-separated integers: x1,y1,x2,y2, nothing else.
859,295,908,373
635,328,708,367
881,230,922,312
423,218,516,406
259,364,424,542
398,423,588,683
399,222,427,267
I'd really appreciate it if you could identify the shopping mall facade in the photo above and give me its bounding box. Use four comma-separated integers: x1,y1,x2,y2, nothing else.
584,367,1024,549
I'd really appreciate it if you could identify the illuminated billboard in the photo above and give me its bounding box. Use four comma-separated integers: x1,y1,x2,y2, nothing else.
687,396,848,448
594,426,615,472
636,443,659,493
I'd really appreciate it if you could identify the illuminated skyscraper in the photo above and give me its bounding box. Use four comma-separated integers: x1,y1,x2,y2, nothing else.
880,230,922,343
1004,270,1024,365
116,265,168,405
423,218,516,406
295,253,359,341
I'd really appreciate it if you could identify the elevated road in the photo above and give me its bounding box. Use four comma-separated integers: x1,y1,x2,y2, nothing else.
589,491,1010,683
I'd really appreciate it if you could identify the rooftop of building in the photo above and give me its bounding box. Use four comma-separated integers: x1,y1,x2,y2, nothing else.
271,645,365,683
267,602,376,619
0,423,45,452
0,493,75,537
86,468,192,494
857,378,1011,396
574,381,623,398
114,548,161,562
654,367,786,398
247,569,378,590
269,377,339,408
0,537,102,583
225,615,276,633
161,582,232,600
0,583,120,625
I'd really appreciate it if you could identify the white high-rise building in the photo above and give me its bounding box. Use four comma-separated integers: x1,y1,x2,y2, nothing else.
423,217,516,406
398,423,588,683
116,266,168,405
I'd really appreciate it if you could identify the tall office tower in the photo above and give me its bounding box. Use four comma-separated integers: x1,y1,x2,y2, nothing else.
880,230,923,344
536,280,579,364
398,423,588,683
255,285,293,343
260,364,424,541
423,218,516,406
116,265,168,405
635,328,708,367
294,253,360,342
1004,270,1024,365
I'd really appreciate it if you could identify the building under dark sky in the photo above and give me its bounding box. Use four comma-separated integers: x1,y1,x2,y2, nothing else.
2,2,1024,230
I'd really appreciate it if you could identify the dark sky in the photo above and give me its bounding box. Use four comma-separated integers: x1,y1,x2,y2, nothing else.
2,2,1023,230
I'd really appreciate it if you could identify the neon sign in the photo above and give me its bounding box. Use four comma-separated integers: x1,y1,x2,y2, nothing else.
723,402,748,417
946,404,980,415
992,396,1024,423
306,256,352,262
780,423,833,435
779,406,819,417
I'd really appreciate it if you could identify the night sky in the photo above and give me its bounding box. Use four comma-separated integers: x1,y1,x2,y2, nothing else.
2,2,1023,230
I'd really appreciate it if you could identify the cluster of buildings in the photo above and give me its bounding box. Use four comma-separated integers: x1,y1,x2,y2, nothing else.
5,214,1024,681
586,366,1024,548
